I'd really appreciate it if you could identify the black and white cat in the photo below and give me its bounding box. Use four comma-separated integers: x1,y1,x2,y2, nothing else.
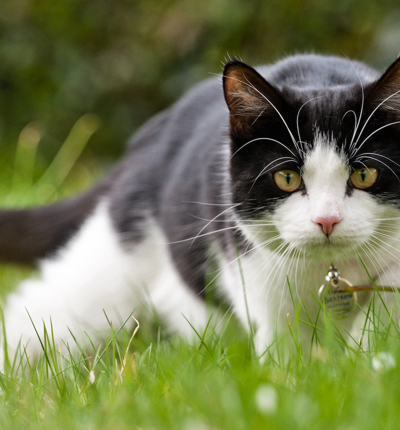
2,53,400,364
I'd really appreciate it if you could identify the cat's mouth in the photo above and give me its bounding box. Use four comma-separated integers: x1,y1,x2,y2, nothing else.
241,223,364,261
274,225,371,260
238,213,390,263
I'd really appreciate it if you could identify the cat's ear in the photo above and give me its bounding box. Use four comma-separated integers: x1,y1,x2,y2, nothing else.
223,61,284,137
366,56,400,114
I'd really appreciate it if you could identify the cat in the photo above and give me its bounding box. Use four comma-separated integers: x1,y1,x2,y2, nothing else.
1,52,400,366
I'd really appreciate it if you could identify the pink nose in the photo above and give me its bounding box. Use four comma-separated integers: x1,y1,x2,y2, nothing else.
313,215,341,236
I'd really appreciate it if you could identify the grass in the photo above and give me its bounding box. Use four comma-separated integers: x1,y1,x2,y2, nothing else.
1,119,400,429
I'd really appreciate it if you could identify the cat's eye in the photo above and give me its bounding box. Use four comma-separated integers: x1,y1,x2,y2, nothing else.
350,168,378,189
274,170,302,192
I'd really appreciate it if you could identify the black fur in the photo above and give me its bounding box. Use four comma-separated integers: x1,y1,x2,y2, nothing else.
2,54,400,298
0,180,112,264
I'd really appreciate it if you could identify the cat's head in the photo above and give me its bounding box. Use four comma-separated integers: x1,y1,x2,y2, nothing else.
223,55,400,263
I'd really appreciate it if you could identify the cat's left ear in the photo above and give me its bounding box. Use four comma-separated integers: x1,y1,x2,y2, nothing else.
366,56,400,113
223,61,285,137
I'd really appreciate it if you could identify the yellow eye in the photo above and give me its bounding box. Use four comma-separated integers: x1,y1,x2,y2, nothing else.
350,167,378,189
274,170,302,192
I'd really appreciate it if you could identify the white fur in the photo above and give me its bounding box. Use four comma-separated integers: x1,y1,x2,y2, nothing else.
1,202,208,366
241,135,400,262
233,135,400,352
3,137,400,364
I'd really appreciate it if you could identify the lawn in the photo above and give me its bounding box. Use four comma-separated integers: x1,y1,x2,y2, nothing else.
0,119,399,430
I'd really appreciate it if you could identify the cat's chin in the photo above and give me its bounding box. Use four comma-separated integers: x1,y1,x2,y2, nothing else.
260,237,363,264
244,234,361,265
299,242,358,263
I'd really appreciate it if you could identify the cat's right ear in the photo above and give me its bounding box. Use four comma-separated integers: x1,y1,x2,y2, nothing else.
365,56,400,114
223,61,284,137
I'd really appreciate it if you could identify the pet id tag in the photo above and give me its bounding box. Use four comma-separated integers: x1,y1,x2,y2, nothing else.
318,266,357,319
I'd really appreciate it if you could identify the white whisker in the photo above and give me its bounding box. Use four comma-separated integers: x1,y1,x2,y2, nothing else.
345,57,365,152
251,158,298,190
296,96,322,145
183,201,238,207
351,88,400,157
343,109,358,151
354,155,399,180
167,225,239,245
224,74,300,156
190,204,240,244
230,137,297,159
242,76,298,148
370,235,400,263
355,152,400,169
351,120,400,158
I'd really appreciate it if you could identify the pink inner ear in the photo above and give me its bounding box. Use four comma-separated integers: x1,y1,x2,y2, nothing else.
312,215,341,236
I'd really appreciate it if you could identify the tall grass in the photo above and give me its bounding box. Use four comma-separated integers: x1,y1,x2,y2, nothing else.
0,121,400,429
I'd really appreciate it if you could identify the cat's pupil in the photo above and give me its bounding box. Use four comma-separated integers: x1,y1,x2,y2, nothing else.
360,169,366,182
285,173,291,184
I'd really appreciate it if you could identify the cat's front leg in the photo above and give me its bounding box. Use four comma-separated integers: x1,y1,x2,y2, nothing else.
1,203,210,369
218,250,300,357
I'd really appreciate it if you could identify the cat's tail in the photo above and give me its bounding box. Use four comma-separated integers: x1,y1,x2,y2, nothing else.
0,180,112,265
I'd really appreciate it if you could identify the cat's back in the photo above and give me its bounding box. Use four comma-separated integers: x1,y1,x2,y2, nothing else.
111,54,382,224
128,54,380,157
258,54,380,89
127,76,226,154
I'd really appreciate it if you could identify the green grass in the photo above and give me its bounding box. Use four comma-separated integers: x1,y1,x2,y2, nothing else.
1,120,400,429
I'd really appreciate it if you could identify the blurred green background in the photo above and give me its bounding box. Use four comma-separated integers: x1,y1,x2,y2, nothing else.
1,0,400,165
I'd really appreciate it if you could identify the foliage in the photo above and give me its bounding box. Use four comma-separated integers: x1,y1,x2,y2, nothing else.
0,131,400,428
1,0,400,160
1,273,400,429
2,3,400,428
